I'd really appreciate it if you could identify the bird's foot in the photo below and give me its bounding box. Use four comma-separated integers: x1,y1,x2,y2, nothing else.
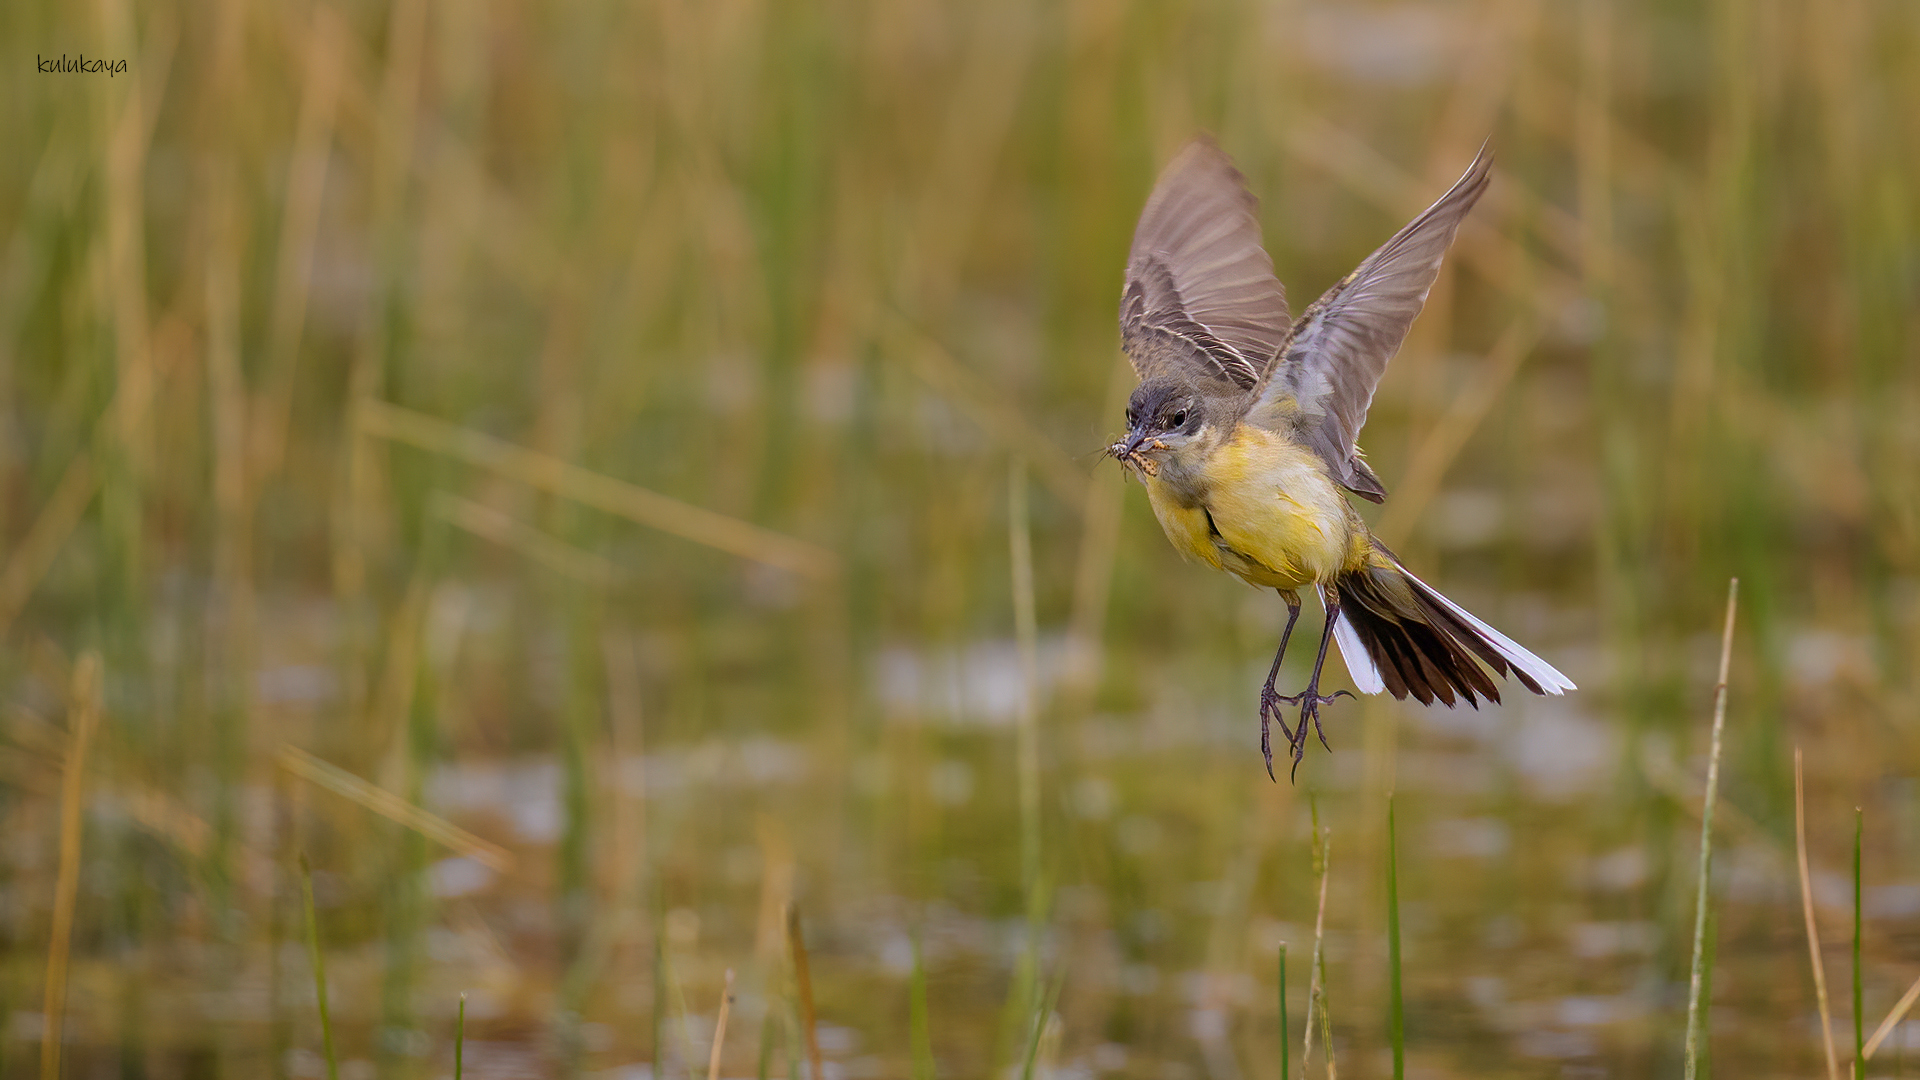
1277,688,1353,780
1257,685,1300,782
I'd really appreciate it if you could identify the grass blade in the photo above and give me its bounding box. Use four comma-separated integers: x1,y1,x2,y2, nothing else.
665,939,699,1079
455,993,466,1080
884,321,1089,511
653,895,666,1080
1701,904,1718,1078
277,745,513,872
1303,822,1336,1080
1019,969,1065,1080
1683,578,1738,1080
788,904,824,1080
757,1005,775,1080
1009,458,1041,907
1387,795,1404,1080
0,455,97,640
356,399,838,579
431,491,622,587
1316,921,1336,1078
1797,748,1843,1080
707,969,735,1080
786,999,804,1080
1006,460,1051,1075
41,652,101,1080
1374,322,1540,546
910,933,935,1080
1864,971,1920,1060
1279,941,1289,1080
1855,807,1865,1079
300,855,341,1080
999,947,1038,1074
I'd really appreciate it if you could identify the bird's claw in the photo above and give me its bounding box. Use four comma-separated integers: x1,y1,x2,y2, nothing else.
1290,690,1350,757
1258,685,1299,782
1269,688,1354,781
1271,688,1354,708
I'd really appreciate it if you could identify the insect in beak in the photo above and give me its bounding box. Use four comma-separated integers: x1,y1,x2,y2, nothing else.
1108,429,1162,477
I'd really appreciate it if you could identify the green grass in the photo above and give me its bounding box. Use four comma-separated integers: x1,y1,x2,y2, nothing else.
299,855,340,1080
910,933,935,1080
1685,580,1738,1080
756,1010,774,1080
1305,808,1336,1079
653,893,667,1080
1019,969,1066,1080
1855,808,1865,1080
1279,942,1289,1080
1387,794,1405,1080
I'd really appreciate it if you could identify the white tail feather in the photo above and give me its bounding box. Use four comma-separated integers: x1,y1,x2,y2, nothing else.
1400,568,1576,693
1320,585,1387,695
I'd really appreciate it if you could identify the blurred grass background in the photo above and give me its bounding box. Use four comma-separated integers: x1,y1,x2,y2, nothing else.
3,0,1918,1076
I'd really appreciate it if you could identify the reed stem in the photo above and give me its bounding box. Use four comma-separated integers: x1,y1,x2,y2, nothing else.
300,855,340,1080
1854,807,1864,1080
788,904,824,1080
1304,825,1336,1080
1797,748,1842,1080
41,653,101,1080
1683,578,1737,1080
707,969,735,1080
1386,795,1404,1080
1279,942,1290,1080
1864,971,1920,1061
911,933,935,1080
1009,458,1041,909
1019,970,1065,1080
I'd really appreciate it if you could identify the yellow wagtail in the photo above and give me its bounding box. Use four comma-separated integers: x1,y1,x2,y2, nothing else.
1108,136,1574,778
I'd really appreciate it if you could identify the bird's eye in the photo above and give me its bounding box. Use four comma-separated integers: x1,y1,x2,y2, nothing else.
1125,409,1137,426
1172,410,1187,427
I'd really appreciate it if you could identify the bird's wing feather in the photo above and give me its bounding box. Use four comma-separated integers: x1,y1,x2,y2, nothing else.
1120,137,1290,391
1245,144,1494,501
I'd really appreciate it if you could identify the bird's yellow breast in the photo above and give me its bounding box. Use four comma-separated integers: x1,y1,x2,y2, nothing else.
1141,424,1359,591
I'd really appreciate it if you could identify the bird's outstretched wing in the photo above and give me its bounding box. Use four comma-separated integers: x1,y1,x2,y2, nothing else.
1120,137,1291,391
1245,144,1494,502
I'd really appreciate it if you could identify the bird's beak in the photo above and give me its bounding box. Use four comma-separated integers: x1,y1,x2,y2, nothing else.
1109,427,1161,477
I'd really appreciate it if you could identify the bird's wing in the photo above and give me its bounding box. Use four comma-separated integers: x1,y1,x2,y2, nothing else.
1245,144,1494,503
1120,137,1290,391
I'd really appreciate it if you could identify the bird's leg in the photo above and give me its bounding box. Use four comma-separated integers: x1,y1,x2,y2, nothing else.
1278,586,1356,779
1257,591,1304,782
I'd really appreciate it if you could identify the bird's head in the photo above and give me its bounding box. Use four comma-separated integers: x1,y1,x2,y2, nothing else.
1109,376,1221,478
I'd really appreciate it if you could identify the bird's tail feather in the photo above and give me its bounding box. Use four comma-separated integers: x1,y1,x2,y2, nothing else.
1330,543,1574,706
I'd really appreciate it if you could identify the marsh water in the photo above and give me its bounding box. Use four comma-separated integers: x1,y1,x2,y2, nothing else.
22,573,1913,1080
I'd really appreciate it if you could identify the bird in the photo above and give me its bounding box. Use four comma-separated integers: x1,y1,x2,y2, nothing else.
1106,135,1575,779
